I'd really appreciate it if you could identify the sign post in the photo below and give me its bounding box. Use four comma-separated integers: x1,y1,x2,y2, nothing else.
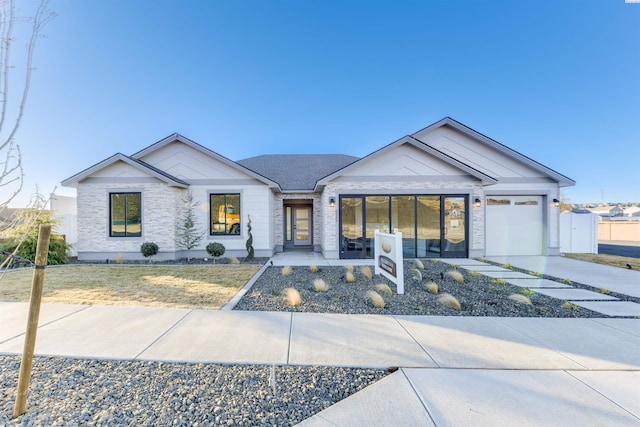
374,230,404,294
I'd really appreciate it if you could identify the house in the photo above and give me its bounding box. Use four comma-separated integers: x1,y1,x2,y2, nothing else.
61,117,575,261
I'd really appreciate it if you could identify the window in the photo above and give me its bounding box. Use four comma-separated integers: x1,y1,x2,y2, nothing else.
110,192,141,237
210,193,241,235
487,197,510,206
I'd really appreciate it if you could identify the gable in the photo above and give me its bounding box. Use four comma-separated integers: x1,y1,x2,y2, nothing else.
90,160,159,179
340,143,469,178
414,125,548,179
137,140,256,181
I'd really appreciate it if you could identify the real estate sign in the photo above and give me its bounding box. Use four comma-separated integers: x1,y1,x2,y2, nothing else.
374,230,404,294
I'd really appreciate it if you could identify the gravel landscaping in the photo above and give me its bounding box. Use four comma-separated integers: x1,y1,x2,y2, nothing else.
2,258,633,425
234,259,608,317
0,356,387,426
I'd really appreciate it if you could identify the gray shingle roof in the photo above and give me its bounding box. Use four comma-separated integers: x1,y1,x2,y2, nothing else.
237,154,359,191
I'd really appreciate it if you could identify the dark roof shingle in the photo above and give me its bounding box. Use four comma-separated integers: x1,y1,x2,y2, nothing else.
237,154,359,191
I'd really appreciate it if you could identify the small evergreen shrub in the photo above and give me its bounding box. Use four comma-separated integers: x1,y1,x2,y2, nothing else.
1,234,70,266
140,242,159,261
206,242,226,263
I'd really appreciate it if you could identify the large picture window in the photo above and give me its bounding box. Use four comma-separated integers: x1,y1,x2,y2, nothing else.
340,194,467,259
210,193,241,235
110,192,141,237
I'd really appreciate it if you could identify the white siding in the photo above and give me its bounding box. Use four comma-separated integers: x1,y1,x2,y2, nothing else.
137,141,249,180
341,144,467,177
414,127,548,179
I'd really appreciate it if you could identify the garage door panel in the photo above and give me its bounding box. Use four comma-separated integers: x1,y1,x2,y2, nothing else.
486,196,543,256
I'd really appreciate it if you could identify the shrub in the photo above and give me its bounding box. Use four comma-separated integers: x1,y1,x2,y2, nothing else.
309,264,319,273
411,268,422,281
508,294,532,305
502,263,513,269
245,214,255,261
374,283,393,297
562,301,579,311
283,288,302,307
140,242,159,261
414,259,424,269
426,281,439,294
345,271,355,283
520,288,536,296
491,278,508,286
1,234,70,266
437,293,461,311
445,270,464,284
312,279,329,293
281,266,292,276
366,290,385,308
360,266,373,280
206,242,226,263
469,270,481,277
344,264,354,273
230,257,241,264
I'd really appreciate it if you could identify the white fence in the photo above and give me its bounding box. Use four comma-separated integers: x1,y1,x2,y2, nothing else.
559,213,598,254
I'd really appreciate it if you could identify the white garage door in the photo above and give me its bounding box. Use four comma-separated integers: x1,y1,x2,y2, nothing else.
486,196,543,256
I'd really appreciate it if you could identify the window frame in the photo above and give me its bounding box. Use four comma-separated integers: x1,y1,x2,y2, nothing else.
108,191,142,238
209,193,242,236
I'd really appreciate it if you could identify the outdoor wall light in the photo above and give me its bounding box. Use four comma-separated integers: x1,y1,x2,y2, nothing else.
329,197,336,208
553,198,560,207
473,198,481,208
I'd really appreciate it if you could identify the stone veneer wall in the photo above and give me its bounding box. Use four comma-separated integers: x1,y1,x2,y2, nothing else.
76,182,183,258
320,180,485,258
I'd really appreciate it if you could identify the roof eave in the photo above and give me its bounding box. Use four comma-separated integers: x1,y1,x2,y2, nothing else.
60,153,189,188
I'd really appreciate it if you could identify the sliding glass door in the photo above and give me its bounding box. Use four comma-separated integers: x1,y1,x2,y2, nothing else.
340,194,468,259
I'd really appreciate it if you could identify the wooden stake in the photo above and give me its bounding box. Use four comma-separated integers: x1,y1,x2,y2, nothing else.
13,224,51,418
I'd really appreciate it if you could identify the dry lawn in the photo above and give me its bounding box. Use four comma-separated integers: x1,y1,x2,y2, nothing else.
564,253,640,271
0,265,261,309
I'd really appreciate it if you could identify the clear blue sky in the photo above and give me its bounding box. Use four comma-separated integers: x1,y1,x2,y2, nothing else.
7,0,640,207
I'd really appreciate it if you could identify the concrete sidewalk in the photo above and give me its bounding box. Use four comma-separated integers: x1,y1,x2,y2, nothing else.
1,302,639,425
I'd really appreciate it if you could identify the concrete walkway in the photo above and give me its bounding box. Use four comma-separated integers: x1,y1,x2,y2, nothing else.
1,254,639,426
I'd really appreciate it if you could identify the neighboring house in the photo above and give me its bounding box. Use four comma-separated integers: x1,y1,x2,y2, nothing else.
61,117,575,261
50,194,78,256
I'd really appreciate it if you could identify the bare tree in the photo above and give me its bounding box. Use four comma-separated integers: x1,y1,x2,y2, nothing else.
0,0,55,213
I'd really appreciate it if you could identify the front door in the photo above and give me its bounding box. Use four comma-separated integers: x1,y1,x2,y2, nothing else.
293,207,312,246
